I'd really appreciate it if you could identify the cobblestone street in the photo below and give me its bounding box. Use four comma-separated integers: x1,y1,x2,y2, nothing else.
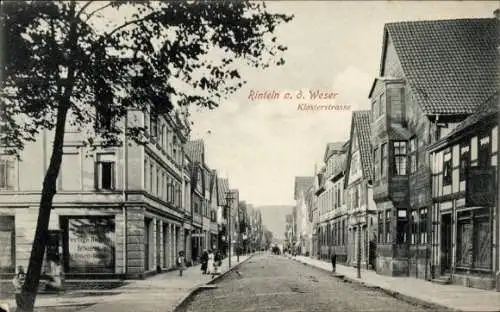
177,254,435,312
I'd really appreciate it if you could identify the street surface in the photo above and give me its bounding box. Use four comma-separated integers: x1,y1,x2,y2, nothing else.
178,254,435,312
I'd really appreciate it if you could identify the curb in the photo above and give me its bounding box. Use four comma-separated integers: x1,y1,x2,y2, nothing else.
171,254,255,312
290,257,459,312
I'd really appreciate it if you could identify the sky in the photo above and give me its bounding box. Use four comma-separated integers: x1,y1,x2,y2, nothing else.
188,1,499,207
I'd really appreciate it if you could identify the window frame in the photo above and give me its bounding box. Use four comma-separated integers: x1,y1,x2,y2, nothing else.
393,141,407,176
459,143,470,181
95,155,116,191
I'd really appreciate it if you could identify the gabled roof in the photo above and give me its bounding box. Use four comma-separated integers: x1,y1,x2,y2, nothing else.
294,176,314,200
185,139,204,163
217,178,230,206
323,142,346,162
380,18,500,115
429,91,500,151
344,111,374,186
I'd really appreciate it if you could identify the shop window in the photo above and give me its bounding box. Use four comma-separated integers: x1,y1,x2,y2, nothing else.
62,216,116,274
95,154,115,190
443,152,452,186
393,141,407,176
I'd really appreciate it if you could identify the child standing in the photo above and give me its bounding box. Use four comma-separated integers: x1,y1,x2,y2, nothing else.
177,251,187,276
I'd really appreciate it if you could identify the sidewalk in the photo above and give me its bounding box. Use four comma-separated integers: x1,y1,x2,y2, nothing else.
2,254,252,312
290,255,500,312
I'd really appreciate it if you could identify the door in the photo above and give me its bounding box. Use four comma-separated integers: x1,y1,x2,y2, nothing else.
440,214,452,274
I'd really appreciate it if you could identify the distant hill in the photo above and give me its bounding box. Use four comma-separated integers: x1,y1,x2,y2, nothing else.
257,205,294,240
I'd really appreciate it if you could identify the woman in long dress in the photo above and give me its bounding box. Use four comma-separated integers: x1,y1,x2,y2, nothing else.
206,250,215,275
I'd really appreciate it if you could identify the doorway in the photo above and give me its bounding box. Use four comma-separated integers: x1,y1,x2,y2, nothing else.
440,213,452,274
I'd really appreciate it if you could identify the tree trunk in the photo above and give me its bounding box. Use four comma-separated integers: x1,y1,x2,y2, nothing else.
16,103,70,312
17,2,78,310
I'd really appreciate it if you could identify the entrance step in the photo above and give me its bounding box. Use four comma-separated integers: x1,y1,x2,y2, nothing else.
431,275,451,285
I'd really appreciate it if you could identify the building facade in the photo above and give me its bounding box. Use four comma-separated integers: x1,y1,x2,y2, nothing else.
0,106,189,280
370,17,499,278
429,92,499,290
317,143,348,262
344,111,377,269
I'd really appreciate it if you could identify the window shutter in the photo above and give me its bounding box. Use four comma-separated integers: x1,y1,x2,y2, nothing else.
6,160,15,190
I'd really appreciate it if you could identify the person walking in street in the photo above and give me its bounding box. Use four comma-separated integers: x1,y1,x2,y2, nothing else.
177,251,187,276
207,250,215,276
213,250,222,276
200,249,209,274
331,250,337,273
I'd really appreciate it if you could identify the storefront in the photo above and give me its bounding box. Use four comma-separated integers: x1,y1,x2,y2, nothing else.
60,216,116,276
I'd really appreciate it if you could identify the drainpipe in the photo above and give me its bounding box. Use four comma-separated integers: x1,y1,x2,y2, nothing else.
122,112,128,278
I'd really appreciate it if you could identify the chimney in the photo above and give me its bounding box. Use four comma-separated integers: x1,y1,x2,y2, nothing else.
495,8,500,20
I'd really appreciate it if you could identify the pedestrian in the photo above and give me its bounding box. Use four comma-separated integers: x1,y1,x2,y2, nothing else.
207,250,214,276
200,249,208,274
177,251,187,276
331,251,337,273
12,265,26,310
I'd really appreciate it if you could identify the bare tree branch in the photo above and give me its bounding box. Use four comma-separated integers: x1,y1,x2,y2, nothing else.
76,1,94,19
83,2,112,22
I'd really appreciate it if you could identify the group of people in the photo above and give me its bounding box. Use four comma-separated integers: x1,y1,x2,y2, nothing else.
176,248,224,278
200,249,223,277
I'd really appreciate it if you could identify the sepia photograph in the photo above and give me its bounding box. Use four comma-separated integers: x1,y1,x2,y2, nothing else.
0,1,499,311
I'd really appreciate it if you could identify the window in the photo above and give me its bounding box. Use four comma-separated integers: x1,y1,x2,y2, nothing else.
95,106,115,131
396,209,407,244
374,147,380,181
478,134,491,168
381,143,388,178
443,151,452,186
149,163,154,193
459,143,470,181
372,100,378,120
393,141,407,175
0,216,15,273
411,210,418,244
0,158,15,190
156,168,160,196
354,187,359,208
409,137,417,173
385,210,391,243
378,211,384,243
144,159,149,190
150,110,159,139
419,208,428,244
379,92,386,117
95,154,115,190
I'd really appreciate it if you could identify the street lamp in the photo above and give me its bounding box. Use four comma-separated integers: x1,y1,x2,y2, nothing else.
225,191,234,268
